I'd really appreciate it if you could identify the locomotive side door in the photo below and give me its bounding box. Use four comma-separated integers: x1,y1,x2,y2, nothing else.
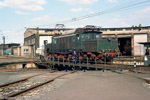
72,34,82,50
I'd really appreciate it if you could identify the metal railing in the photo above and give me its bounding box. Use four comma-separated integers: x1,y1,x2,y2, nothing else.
41,55,121,71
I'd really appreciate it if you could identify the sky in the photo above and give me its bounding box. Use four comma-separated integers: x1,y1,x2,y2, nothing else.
0,0,150,44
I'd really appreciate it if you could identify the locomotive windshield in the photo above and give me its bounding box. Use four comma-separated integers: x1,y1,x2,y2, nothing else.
83,32,100,40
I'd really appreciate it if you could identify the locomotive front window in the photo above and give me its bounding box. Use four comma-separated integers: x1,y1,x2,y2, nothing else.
91,34,95,39
85,34,89,39
96,34,99,39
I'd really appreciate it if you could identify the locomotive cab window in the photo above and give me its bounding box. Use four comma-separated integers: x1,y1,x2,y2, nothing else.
91,34,95,39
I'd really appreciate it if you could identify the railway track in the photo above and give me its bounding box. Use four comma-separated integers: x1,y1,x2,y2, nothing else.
0,71,53,88
0,72,50,98
0,71,76,100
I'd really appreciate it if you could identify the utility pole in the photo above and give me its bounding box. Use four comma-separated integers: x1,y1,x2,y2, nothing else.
2,36,5,56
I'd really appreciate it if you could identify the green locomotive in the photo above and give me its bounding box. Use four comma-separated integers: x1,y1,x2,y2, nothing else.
45,26,119,63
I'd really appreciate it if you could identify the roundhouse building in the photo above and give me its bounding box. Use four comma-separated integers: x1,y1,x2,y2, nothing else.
101,26,150,56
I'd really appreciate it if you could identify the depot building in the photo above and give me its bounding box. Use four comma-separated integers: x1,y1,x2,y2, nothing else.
101,26,150,56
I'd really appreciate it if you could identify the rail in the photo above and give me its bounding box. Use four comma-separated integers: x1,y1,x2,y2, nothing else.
0,71,76,100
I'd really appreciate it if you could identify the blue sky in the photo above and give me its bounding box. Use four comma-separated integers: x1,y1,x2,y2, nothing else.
0,0,150,44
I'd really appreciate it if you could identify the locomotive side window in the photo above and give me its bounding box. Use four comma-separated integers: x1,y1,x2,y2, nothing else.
82,35,84,39
53,38,56,44
72,36,76,42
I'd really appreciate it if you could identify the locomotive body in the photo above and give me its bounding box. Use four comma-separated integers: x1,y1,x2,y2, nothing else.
45,26,119,63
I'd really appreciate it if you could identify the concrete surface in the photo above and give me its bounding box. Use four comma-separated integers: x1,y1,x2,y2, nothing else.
42,71,150,100
0,57,38,65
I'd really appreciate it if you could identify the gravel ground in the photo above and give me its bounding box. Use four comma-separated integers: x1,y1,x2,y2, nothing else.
0,70,76,99
37,71,150,100
0,69,50,85
0,71,72,98
15,71,80,100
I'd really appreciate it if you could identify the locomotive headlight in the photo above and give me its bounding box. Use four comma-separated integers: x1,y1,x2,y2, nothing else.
77,37,80,40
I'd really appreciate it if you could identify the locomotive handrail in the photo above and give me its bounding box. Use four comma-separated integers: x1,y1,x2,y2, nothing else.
45,55,112,71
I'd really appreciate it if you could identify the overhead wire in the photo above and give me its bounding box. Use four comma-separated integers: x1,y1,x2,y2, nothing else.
1,0,150,41
105,0,150,13
70,0,150,22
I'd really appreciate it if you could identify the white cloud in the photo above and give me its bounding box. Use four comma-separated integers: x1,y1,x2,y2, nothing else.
108,0,117,3
132,6,150,19
70,7,83,12
60,0,98,4
89,10,94,14
85,8,94,14
28,15,53,27
16,11,30,15
32,15,49,22
0,2,4,8
139,6,150,13
70,7,94,14
0,0,47,11
112,18,130,27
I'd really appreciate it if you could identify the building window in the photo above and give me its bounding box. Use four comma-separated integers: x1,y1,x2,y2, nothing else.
44,40,48,45
24,49,29,54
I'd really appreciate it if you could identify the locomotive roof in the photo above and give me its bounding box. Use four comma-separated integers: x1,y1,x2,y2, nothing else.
53,28,102,38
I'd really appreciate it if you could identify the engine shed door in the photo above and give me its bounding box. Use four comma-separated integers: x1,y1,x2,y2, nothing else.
118,38,131,56
134,34,148,56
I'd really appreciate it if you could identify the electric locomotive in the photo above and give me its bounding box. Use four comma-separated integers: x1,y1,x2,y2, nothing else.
45,25,119,63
